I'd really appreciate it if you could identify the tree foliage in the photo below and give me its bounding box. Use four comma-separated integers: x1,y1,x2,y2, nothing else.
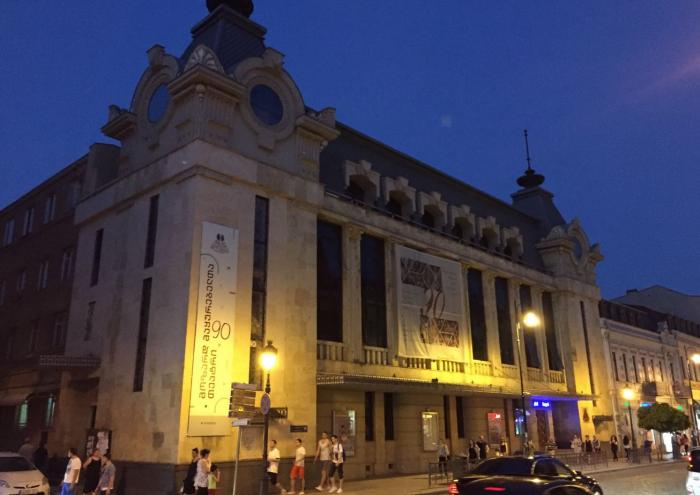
637,403,691,432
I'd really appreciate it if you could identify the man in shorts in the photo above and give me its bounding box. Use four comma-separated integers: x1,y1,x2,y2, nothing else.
267,439,287,494
328,435,344,494
288,438,306,494
314,431,331,491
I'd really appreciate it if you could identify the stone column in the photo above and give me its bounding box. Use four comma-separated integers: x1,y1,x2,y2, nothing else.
482,271,501,366
343,224,363,362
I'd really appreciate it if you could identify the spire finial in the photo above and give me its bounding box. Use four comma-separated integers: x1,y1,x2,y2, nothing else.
516,129,545,189
206,0,254,17
524,129,533,171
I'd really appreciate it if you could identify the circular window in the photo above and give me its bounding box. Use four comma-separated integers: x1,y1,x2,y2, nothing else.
147,84,170,123
250,85,284,126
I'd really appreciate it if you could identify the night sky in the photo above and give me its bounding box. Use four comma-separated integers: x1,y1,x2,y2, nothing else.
1,1,699,298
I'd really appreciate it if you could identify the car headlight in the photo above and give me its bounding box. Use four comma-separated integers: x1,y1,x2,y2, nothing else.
0,480,9,487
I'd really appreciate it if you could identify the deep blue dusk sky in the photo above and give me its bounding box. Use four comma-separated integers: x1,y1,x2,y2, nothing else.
1,1,699,299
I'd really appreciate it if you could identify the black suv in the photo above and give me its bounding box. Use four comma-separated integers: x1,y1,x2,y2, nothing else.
449,456,603,495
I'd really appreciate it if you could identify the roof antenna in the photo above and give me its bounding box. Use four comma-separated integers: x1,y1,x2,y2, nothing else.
524,129,533,171
516,129,545,189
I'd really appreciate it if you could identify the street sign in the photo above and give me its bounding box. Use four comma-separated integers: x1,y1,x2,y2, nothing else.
290,425,308,433
229,383,258,419
232,419,250,427
261,393,271,415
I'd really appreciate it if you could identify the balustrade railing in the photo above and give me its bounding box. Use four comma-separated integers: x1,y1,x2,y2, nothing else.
472,360,493,376
364,346,389,365
317,340,345,361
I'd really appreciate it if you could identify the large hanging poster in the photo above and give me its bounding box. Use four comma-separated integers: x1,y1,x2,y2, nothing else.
188,222,238,436
396,245,467,362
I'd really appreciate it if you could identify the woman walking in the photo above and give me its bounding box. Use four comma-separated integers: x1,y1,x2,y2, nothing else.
623,435,631,461
610,435,619,461
468,440,478,464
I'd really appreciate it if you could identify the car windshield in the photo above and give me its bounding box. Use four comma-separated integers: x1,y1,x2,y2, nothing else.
690,450,700,472
0,456,35,472
470,458,532,476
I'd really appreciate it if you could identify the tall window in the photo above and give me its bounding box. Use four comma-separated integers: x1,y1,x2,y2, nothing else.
43,194,56,223
632,356,639,382
44,395,56,427
28,320,39,354
622,354,630,382
443,396,451,439
68,181,82,207
456,396,465,438
542,292,562,371
520,285,540,368
468,269,488,361
670,361,676,382
16,270,26,294
250,196,269,386
90,229,104,286
365,392,375,441
2,218,15,245
60,248,74,282
658,360,664,382
612,352,620,381
84,302,96,341
641,357,648,382
133,278,153,392
51,312,67,349
361,234,387,348
37,259,49,290
579,301,595,395
16,401,28,429
22,207,34,236
384,393,395,440
143,195,159,268
494,277,514,365
317,221,343,342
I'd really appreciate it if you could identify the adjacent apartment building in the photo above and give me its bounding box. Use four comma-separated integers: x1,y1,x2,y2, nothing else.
2,1,616,493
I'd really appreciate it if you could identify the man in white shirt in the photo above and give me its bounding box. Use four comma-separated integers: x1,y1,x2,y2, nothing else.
328,435,344,494
289,438,306,495
267,439,287,494
60,448,82,495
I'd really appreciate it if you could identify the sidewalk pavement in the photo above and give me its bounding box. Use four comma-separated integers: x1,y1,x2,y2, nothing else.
334,458,686,495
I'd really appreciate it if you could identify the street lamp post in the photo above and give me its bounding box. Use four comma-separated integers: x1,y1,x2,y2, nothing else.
622,387,637,463
259,340,278,495
515,311,541,454
687,353,700,445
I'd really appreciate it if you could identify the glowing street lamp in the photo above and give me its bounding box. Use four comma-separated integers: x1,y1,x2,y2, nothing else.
516,311,541,453
259,340,278,495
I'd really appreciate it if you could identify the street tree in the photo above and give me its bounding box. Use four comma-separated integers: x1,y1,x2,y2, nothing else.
637,403,690,433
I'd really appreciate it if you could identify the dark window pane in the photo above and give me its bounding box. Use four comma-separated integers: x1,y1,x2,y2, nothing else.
365,392,375,441
580,301,596,395
495,277,514,365
250,85,283,125
471,458,532,475
90,229,103,286
144,195,159,268
468,269,488,361
250,196,269,387
386,197,402,216
317,220,343,342
456,396,465,438
133,278,153,392
361,235,387,347
520,285,540,368
443,396,451,440
542,292,563,371
422,210,435,228
347,180,365,202
384,393,395,440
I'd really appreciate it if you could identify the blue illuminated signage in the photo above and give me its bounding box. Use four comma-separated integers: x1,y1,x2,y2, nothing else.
532,400,552,410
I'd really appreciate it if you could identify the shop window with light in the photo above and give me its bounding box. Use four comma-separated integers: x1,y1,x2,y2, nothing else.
45,396,56,427
16,401,28,429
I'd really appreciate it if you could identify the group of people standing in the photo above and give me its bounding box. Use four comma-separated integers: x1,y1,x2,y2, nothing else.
183,448,221,495
436,435,508,474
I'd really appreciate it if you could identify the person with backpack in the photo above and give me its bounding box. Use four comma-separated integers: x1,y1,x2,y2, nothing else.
328,435,344,494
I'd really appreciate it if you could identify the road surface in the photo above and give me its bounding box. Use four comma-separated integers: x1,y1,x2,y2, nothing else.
595,461,687,495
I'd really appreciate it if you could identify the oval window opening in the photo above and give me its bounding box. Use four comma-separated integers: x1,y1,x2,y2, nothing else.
250,84,283,126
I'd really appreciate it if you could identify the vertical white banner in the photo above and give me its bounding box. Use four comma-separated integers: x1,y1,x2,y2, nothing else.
188,222,238,436
396,245,467,362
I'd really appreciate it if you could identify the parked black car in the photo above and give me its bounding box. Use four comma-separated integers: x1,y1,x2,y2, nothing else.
448,456,603,495
448,475,594,494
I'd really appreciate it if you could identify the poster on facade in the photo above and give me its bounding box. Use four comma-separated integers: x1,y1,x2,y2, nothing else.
395,245,468,362
187,222,239,436
487,412,504,445
332,410,356,457
422,411,439,451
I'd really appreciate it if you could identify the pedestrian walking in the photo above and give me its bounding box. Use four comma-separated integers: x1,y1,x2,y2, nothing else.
195,449,211,495
208,464,220,495
183,447,199,495
95,453,116,495
592,435,601,454
267,439,287,494
610,435,619,461
328,435,344,494
437,439,449,476
499,438,508,457
476,435,489,460
18,437,34,461
83,449,103,495
468,440,478,464
622,435,631,461
32,442,48,475
60,448,82,495
289,438,306,495
314,431,331,492
584,435,593,463
682,434,690,456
